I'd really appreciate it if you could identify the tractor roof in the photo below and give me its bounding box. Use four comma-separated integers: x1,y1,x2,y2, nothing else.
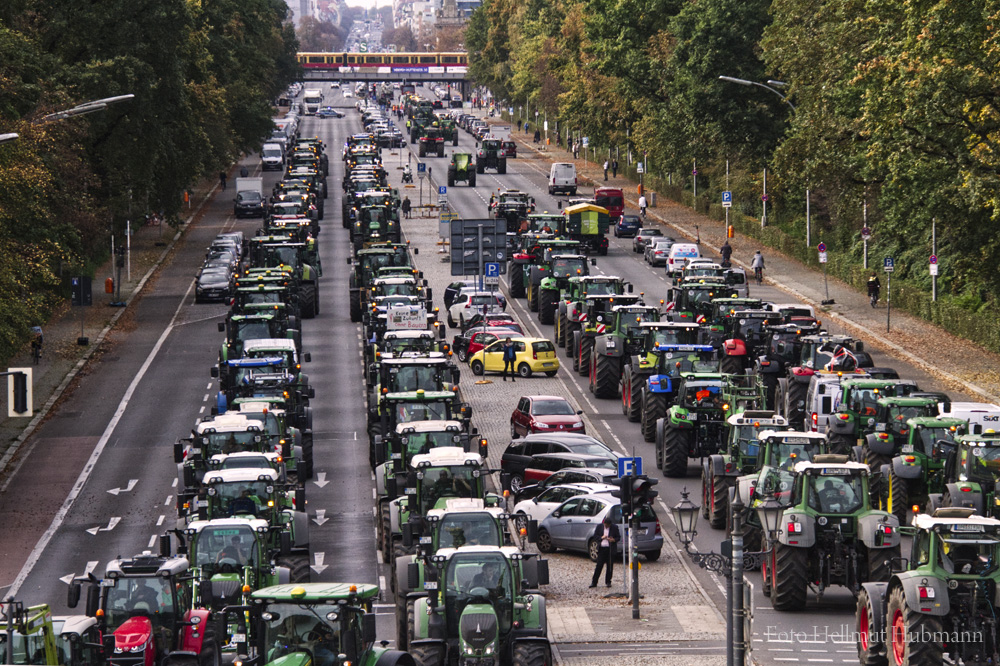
913,509,1000,531
793,460,870,474
203,468,280,485
396,420,464,435
244,338,297,353
411,446,482,468
727,411,788,427
433,545,524,560
758,430,827,444
235,400,287,416
384,331,436,340
252,583,379,602
107,553,189,578
426,498,505,520
186,517,270,534
642,322,699,330
385,390,455,401
381,356,451,366
209,451,281,465
194,414,262,434
906,416,967,429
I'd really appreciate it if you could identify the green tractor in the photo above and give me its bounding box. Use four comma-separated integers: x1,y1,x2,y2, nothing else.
554,275,629,349
619,323,702,426
701,413,791,528
856,507,1000,666
0,602,103,666
654,374,738,477
876,417,967,524
824,378,923,453
588,304,662,398
852,395,943,483
244,237,320,319
366,357,462,446
931,430,1000,518
667,280,732,320
447,153,476,187
508,236,578,299
566,294,644,367
370,390,473,463
234,583,415,666
476,137,507,173
759,456,901,610
521,242,585,313
398,546,550,664
438,116,459,145
536,254,595,325
561,203,611,256
218,312,300,365
352,205,401,251
349,245,417,323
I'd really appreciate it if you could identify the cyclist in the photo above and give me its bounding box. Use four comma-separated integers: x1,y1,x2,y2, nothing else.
720,241,733,268
30,326,43,364
638,194,648,219
750,251,765,285
867,272,881,307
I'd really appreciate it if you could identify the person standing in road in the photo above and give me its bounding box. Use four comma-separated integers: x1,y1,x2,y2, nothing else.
219,171,227,190
720,240,733,267
612,159,618,178
402,196,411,219
603,160,609,181
501,337,517,382
590,517,620,587
239,165,249,178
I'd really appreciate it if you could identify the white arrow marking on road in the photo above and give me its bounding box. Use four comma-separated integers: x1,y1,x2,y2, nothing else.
310,552,328,574
59,573,75,585
313,472,329,488
313,510,329,526
107,479,138,495
86,517,121,535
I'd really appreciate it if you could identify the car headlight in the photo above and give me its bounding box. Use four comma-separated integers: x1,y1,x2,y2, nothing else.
535,423,551,429
573,422,583,428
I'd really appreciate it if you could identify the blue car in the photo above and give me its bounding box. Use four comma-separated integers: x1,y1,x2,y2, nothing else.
614,214,641,238
316,106,344,119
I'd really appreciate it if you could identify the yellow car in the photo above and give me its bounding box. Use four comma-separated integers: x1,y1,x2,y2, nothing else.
469,337,559,378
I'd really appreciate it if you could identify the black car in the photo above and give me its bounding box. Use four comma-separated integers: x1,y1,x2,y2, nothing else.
233,191,265,218
195,266,233,303
501,433,617,494
514,467,618,502
444,280,478,309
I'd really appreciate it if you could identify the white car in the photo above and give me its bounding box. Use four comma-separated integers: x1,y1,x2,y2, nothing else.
447,291,506,327
343,90,353,98
512,483,617,528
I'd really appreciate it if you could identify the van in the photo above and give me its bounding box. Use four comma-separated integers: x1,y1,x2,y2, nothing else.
548,163,577,196
665,243,700,276
260,143,285,171
804,372,847,433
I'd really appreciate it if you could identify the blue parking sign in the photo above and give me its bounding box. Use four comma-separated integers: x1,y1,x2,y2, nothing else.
485,262,500,277
617,457,642,477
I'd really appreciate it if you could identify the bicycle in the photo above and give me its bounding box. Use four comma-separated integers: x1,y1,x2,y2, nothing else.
869,289,879,308
30,338,41,365
754,266,763,286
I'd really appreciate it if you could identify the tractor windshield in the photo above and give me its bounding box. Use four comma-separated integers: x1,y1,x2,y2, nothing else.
234,321,275,344
914,426,958,456
241,291,283,305
384,338,435,355
260,603,358,664
420,466,479,511
201,430,264,456
681,383,723,408
394,399,450,422
192,525,259,569
967,444,1000,480
551,258,587,278
885,404,938,436
378,282,417,296
622,311,657,337
659,353,719,375
104,576,179,636
211,481,272,516
938,533,1000,575
767,440,823,469
733,425,764,457
402,430,461,456
437,512,502,548
583,281,619,296
239,411,282,438
443,552,513,635
387,366,446,392
0,628,51,665
807,473,864,514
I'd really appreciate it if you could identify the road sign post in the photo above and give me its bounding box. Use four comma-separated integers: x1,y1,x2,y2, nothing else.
929,254,938,301
884,257,895,333
817,243,833,305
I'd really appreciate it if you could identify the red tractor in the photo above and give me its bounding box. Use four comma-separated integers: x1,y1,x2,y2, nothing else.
68,548,221,666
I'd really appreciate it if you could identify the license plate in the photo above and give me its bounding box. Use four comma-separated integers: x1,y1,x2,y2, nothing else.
687,413,698,421
901,445,913,453
543,363,554,367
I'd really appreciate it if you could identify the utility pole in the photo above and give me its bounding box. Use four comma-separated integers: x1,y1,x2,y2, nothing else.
805,189,810,247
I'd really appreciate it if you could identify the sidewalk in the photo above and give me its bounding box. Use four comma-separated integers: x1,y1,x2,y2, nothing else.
503,124,1000,403
0,174,224,489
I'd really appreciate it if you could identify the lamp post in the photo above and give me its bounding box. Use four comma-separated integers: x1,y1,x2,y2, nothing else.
718,76,795,112
36,94,135,123
0,133,18,145
672,488,782,666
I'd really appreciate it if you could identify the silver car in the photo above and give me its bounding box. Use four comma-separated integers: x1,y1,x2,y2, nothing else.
536,493,663,561
645,239,675,266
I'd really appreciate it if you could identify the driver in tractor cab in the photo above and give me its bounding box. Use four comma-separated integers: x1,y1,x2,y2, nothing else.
430,470,471,501
217,535,246,565
304,623,339,666
229,488,260,516
471,561,505,599
222,433,240,454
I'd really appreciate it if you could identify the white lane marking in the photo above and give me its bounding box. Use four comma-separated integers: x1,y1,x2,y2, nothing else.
148,534,157,548
199,405,206,414
206,383,212,390
313,472,330,488
157,514,165,526
203,393,209,402
172,477,178,488
8,279,194,596
313,509,329,526
165,495,173,506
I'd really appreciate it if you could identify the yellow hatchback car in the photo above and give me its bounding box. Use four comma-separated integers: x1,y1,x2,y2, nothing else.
469,337,560,378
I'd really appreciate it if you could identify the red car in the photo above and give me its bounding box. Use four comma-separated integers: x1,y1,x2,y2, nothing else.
453,326,523,363
511,395,585,438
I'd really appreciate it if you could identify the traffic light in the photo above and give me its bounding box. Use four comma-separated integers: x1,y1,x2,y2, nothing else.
610,475,632,516
12,372,27,415
630,475,659,509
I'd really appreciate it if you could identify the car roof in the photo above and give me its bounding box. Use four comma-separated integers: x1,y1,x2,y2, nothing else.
535,482,617,495
532,452,613,462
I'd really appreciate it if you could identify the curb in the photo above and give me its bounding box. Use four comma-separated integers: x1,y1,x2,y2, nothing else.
0,185,218,493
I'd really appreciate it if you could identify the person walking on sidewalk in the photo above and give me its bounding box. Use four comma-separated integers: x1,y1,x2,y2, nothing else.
501,337,517,381
720,240,733,268
402,196,411,219
590,517,620,587
612,159,618,178
751,250,765,285
533,129,541,144
219,171,227,190
603,160,609,181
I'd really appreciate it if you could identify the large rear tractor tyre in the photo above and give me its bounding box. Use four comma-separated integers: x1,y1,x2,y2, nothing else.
784,379,809,429
868,545,899,584
640,392,667,442
720,354,743,376
662,426,692,478
592,353,620,399
577,339,593,377
528,283,539,312
827,433,855,455
556,313,567,347
199,625,221,666
512,641,551,666
409,641,446,666
349,290,362,323
276,554,310,584
707,471,731,530
861,445,891,502
887,469,910,525
885,585,943,666
771,543,808,611
510,267,525,298
538,289,557,325
856,587,888,666
622,367,643,422
381,504,393,561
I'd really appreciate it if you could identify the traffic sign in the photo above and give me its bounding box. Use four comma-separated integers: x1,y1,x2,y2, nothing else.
417,163,426,179
817,242,827,252
484,276,500,286
450,218,508,277
930,255,937,264
485,262,500,277
438,185,447,195
617,456,643,478
818,252,828,264
636,162,644,174
582,137,589,147
929,263,939,276
883,256,895,273
861,226,872,241
722,191,732,208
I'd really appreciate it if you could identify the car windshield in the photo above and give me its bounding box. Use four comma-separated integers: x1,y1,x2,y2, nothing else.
807,473,864,514
238,192,262,202
595,195,623,208
610,503,655,523
192,525,259,568
263,148,282,158
530,400,575,416
436,513,502,548
261,603,356,664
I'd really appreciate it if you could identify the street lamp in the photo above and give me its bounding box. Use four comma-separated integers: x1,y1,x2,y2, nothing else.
0,133,18,145
37,94,135,123
718,75,795,112
673,488,782,666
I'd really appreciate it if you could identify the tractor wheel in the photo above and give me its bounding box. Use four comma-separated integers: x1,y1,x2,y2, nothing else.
784,379,809,429
349,290,362,323
277,554,310,584
868,545,899,583
761,548,774,598
512,641,550,666
453,135,459,146
827,433,855,455
509,267,525,298
856,587,887,666
199,623,221,666
556,313,566,347
593,353,620,398
538,289,557,324
448,172,455,186
392,541,407,570
409,635,446,666
886,585,943,666
405,598,416,650
418,144,426,158
770,543,808,611
300,283,317,319
622,366,643,422
476,163,484,174
720,354,743,376
368,423,383,469
640,391,667,442
499,158,507,174
743,524,762,557
563,323,575,356
887,468,911,525
381,503,392,561
528,282,539,312
395,593,408,651
707,470,731,530
469,171,476,187
654,418,667,470
577,339,592,377
437,145,444,158
662,426,692,478
862,445,891,501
